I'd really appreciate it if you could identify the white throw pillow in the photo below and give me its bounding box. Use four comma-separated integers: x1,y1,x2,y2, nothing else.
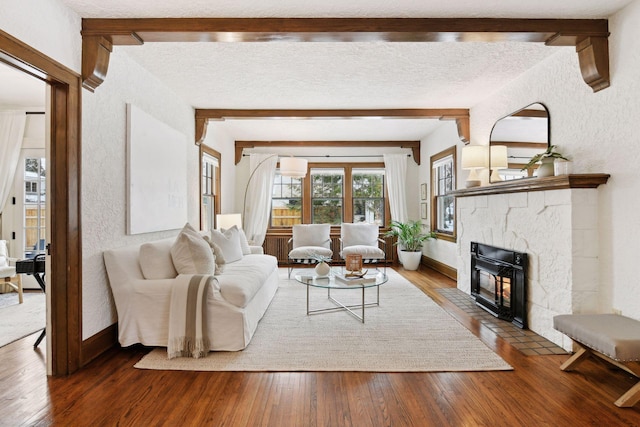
222,226,251,255
170,223,215,275
139,240,178,279
203,235,226,274
211,227,244,263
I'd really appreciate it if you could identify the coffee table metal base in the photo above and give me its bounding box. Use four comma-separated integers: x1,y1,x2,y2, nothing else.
306,285,380,323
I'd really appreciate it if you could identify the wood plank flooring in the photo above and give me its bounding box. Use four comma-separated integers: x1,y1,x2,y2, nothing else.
1,267,640,426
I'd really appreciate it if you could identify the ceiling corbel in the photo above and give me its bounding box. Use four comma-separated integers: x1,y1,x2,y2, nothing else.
81,18,611,93
81,35,113,92
235,140,421,165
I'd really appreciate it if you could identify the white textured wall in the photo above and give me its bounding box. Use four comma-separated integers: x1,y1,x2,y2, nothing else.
421,122,463,268
469,0,640,321
457,189,600,349
0,0,81,73
81,49,197,339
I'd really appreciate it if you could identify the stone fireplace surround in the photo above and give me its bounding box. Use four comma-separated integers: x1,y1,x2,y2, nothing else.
451,174,609,350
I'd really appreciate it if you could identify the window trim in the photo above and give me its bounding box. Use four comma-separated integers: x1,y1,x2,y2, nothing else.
430,146,457,243
199,145,221,230
268,161,390,229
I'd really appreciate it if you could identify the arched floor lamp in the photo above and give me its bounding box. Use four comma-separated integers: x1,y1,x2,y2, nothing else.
242,155,308,230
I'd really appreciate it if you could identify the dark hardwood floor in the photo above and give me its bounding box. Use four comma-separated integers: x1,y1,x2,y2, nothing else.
1,267,640,426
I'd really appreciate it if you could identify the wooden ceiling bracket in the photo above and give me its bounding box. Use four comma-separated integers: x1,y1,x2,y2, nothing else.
195,117,207,145
455,117,470,144
81,35,113,92
576,36,610,92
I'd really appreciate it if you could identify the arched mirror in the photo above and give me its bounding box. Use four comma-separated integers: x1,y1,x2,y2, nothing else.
489,103,549,182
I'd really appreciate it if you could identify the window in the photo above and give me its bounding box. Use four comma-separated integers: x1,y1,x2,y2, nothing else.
200,146,221,230
271,171,303,227
352,169,385,225
269,163,389,228
24,157,46,258
311,168,343,225
430,147,457,242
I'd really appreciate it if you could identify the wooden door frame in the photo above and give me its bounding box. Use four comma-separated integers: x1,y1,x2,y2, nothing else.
0,29,82,376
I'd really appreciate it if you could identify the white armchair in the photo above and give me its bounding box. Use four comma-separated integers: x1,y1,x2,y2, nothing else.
339,223,386,273
0,240,23,304
287,224,333,278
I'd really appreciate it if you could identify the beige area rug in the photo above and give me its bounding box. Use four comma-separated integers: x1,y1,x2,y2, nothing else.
135,269,512,372
0,293,45,347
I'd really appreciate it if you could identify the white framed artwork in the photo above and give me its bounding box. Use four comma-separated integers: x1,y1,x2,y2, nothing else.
126,104,188,234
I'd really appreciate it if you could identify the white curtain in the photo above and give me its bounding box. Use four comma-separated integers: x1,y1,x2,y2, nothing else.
243,153,278,246
383,153,408,222
0,112,27,213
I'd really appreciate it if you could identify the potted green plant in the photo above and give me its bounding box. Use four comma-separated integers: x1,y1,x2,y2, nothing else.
384,220,436,270
521,145,569,177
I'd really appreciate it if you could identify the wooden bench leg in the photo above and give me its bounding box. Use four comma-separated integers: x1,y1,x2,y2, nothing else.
615,380,640,408
559,345,591,371
560,343,640,408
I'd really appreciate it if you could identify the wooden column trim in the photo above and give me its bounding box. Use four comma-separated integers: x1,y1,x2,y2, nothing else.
81,35,113,92
1,29,83,375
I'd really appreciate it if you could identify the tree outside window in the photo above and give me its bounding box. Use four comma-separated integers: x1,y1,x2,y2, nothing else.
311,168,343,225
269,163,389,228
352,169,385,225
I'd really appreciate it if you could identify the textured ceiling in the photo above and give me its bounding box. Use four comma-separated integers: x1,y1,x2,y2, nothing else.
58,0,632,19
4,0,634,141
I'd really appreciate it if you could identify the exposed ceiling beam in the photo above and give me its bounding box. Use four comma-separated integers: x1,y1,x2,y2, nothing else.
235,140,421,165
196,108,470,146
81,18,610,93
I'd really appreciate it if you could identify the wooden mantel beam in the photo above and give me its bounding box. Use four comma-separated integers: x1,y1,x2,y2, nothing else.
81,18,610,93
194,108,470,147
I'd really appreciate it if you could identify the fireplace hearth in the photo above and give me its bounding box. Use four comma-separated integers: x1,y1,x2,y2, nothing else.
470,242,527,329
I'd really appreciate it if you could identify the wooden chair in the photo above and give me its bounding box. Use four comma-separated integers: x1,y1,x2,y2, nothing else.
0,240,23,304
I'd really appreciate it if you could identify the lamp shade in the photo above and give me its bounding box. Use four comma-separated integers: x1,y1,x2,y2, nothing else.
280,157,308,178
490,145,509,169
461,145,489,170
216,213,242,230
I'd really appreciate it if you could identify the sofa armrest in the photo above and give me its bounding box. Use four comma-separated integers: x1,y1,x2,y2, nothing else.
249,246,264,255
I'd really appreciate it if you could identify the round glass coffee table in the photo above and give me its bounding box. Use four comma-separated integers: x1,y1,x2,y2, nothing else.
294,270,388,323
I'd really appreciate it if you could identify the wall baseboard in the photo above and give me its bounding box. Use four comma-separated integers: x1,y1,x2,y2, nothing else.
81,323,118,367
421,255,457,281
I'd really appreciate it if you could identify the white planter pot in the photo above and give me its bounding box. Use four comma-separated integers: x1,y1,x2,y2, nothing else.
401,251,422,271
535,157,555,177
397,246,405,265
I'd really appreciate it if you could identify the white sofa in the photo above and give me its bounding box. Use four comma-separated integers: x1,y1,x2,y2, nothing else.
103,235,279,351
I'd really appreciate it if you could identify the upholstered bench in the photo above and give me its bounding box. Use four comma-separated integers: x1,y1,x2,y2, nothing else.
554,314,640,408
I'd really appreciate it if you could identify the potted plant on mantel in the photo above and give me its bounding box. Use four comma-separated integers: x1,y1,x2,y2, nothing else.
522,145,570,178
385,220,436,271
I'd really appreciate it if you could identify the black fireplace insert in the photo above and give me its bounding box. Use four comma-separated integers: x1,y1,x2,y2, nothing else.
470,242,527,329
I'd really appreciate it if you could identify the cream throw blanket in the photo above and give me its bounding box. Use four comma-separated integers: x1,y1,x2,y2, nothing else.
168,274,215,359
